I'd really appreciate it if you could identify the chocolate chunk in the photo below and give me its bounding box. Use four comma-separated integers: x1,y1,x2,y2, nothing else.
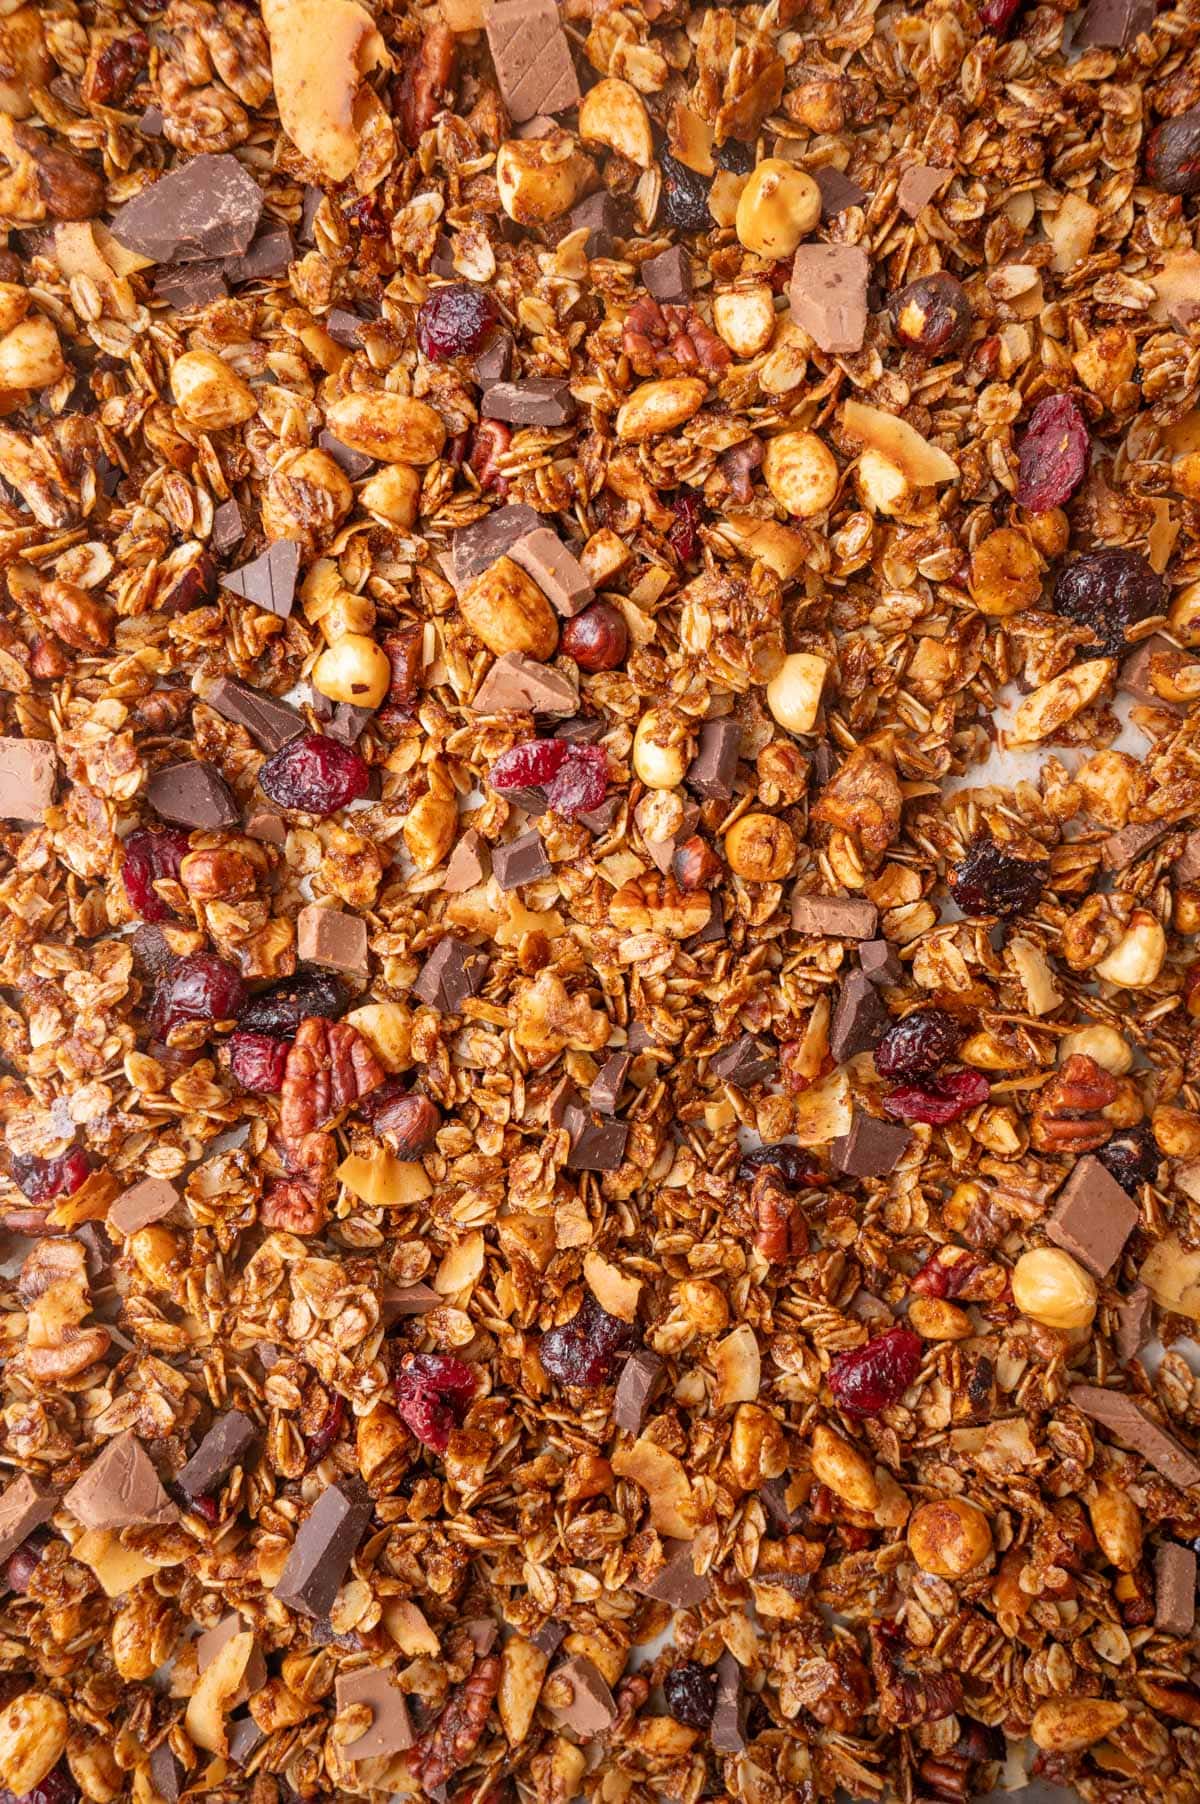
111,154,263,265
481,378,577,426
575,796,620,840
0,735,56,819
299,185,323,244
1115,1284,1152,1365
1101,820,1170,870
226,1717,265,1766
567,191,622,256
297,904,369,978
591,1052,632,1115
548,1075,580,1129
1155,1542,1196,1635
412,937,490,1013
154,261,227,309
531,1618,567,1656
710,1651,746,1754
334,1667,415,1757
759,1475,803,1532
556,713,608,744
326,308,368,348
465,1616,499,1657
859,938,902,985
273,1477,372,1617
831,1111,911,1177
816,166,868,217
197,1613,267,1704
896,164,950,217
544,1655,616,1739
633,1538,711,1607
224,225,294,285
138,105,164,139
1074,0,1154,46
485,0,581,123
147,759,238,830
63,1432,178,1530
1119,633,1177,702
1070,1385,1200,1490
791,892,879,939
563,1105,629,1172
509,528,595,617
613,1349,664,1433
709,1034,777,1089
108,1177,179,1236
317,431,374,478
244,807,287,845
471,651,579,715
642,244,692,304
211,499,246,555
149,1742,184,1804
176,1411,257,1505
686,893,727,950
829,970,890,1063
219,539,301,617
517,113,557,139
1176,828,1200,885
202,676,306,754
789,243,871,354
381,1281,442,1323
1045,1156,1139,1279
473,328,515,385
442,828,491,893
0,1474,56,1567
326,703,375,746
686,719,741,801
492,830,552,889
451,503,542,588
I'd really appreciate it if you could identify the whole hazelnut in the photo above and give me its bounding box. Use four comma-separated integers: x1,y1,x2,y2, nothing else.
907,1497,993,1577
889,272,971,356
560,601,629,673
672,834,722,891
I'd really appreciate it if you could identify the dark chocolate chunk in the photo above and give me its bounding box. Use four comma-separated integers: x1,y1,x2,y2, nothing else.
202,676,306,754
1115,1284,1152,1366
709,1034,777,1089
531,1617,567,1656
317,431,374,478
1119,633,1177,703
481,378,577,426
613,1349,664,1433
149,1741,185,1804
710,1651,746,1753
759,1475,802,1532
485,0,581,123
591,1052,632,1115
0,1473,56,1567
176,1410,257,1504
830,1111,910,1177
1155,1541,1197,1635
555,713,608,744
686,893,727,950
219,539,300,617
326,702,376,746
1045,1156,1140,1279
859,938,902,985
273,1477,372,1617
224,225,294,285
1074,0,1155,47
829,969,890,1063
1070,1385,1200,1490
815,165,868,217
633,1538,711,1607
430,234,457,279
567,191,622,256
492,830,552,889
326,308,368,347
642,244,692,304
154,262,227,309
138,105,164,139
411,937,490,1013
563,1105,629,1172
579,795,622,836
110,154,263,265
473,328,515,385
686,719,741,801
211,498,245,555
226,1716,265,1766
299,185,323,245
146,759,239,830
451,503,542,588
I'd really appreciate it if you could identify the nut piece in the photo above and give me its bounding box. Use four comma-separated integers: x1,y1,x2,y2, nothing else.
906,1498,993,1577
312,634,392,707
724,812,796,882
1011,1247,1097,1330
0,1692,69,1795
261,0,389,182
325,393,446,464
969,527,1043,618
171,350,257,430
1088,1486,1143,1572
496,134,593,224
1058,1024,1132,1075
460,556,559,659
632,708,692,789
763,430,839,517
1094,909,1166,988
1030,1697,1128,1754
578,77,652,167
360,463,421,527
810,1423,879,1511
616,377,707,443
712,285,777,358
735,159,820,258
766,652,827,734
0,314,65,390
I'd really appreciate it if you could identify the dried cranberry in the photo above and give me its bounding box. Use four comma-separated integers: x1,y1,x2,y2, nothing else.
978,0,1024,32
489,738,608,819
258,733,370,816
664,1661,718,1730
829,1325,923,1416
0,1763,80,1804
540,1293,635,1388
121,827,190,921
1053,549,1166,656
712,138,755,176
394,1353,478,1452
1146,104,1200,196
304,1393,346,1468
882,1068,990,1125
951,833,1048,919
1016,394,1089,514
190,1493,220,1525
659,152,713,232
418,284,498,361
737,1144,826,1187
1096,1124,1159,1194
10,1147,91,1204
874,1009,963,1080
669,490,705,564
238,971,347,1037
229,1030,290,1093
151,951,246,1037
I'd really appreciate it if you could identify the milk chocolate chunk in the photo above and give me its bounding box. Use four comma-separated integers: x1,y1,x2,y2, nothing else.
473,327,514,385
481,378,577,426
591,1051,632,1115
380,1280,442,1323
226,1717,265,1766
149,1742,185,1804
326,703,375,746
1118,633,1177,702
1070,1386,1200,1490
896,164,950,217
816,165,868,217
1115,1284,1152,1365
1101,820,1169,871
334,1667,415,1757
219,539,301,617
412,937,489,1012
686,892,726,950
642,245,692,304
318,430,374,478
789,243,871,354
64,1431,178,1530
859,938,902,985
492,830,552,890
0,736,56,819
508,528,595,617
485,0,581,123
831,1111,910,1177
471,651,579,715
544,1656,616,1739
710,1651,746,1754
686,719,741,801
633,1538,711,1607
326,308,368,347
532,1618,567,1656
1045,1155,1139,1279
1155,1542,1197,1635
1075,0,1154,46
111,154,263,264
147,759,239,830
791,892,879,939
273,1477,372,1617
442,828,491,893
451,503,541,588
108,1177,179,1235
613,1349,664,1433
709,1034,777,1089
297,904,369,979
197,1613,267,1704
211,498,245,555
176,1410,257,1504
1175,828,1200,884
202,678,306,754
244,807,287,845
0,1474,56,1567
568,192,622,256
829,970,889,1063
563,1105,629,1172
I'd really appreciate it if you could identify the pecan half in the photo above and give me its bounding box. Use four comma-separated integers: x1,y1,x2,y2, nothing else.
752,1165,807,1263
410,1653,500,1793
1029,1053,1118,1153
280,1017,386,1147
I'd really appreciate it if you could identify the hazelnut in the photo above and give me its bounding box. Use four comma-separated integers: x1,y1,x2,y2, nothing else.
312,634,392,707
906,1497,993,1576
672,834,722,890
712,285,777,358
263,448,353,543
889,272,971,356
735,158,821,259
766,652,827,734
969,527,1043,618
724,812,796,882
677,1278,729,1333
560,601,628,672
170,349,257,430
0,313,65,391
1058,1024,1131,1075
496,134,593,225
1094,910,1166,988
1011,1247,1097,1331
360,462,422,527
762,430,839,518
632,708,692,790
729,1401,788,1490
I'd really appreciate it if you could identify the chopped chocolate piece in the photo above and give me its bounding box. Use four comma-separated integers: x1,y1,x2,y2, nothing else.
633,1538,711,1607
481,378,577,426
1118,634,1177,702
465,1616,498,1656
1070,1386,1200,1490
176,1410,257,1504
138,105,164,138
1176,828,1200,885
859,938,902,985
548,1075,581,1129
334,1666,415,1757
149,1742,184,1804
789,243,871,354
297,904,369,979
485,0,581,123
219,539,301,617
451,503,541,588
1074,0,1154,47
110,154,263,265
317,431,374,478
1101,820,1170,870
709,1034,777,1089
563,1105,629,1172
380,1281,442,1323
816,165,868,217
244,807,287,845
442,828,491,892
591,1051,632,1115
829,970,890,1063
430,234,457,279
0,1473,56,1567
686,893,727,950
108,1177,180,1235
556,713,608,744
613,1349,664,1433
642,245,692,304
1154,1542,1196,1635
146,759,239,830
567,191,622,256
516,113,557,139
831,1111,911,1177
211,498,245,555
325,308,368,347
473,328,514,385
154,262,227,309
710,1651,746,1754
273,1477,372,1617
791,892,879,939
0,736,56,819
759,1475,803,1533
579,794,622,836
1045,1156,1140,1279
544,1655,616,1739
508,528,595,617
471,651,579,715
226,1717,265,1766
686,719,741,801
532,1618,567,1656
197,1613,267,1703
63,1431,178,1530
896,164,950,217
299,184,322,244
412,937,489,1012
492,830,552,889
224,225,294,285
326,703,375,746
1115,1284,1152,1366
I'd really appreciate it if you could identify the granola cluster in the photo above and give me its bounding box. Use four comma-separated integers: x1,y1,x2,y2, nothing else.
3,0,1200,1801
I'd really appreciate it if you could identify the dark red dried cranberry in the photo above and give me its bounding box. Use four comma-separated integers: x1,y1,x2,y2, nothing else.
258,734,370,815
467,418,510,495
978,0,1024,32
951,833,1048,918
238,971,347,1037
393,1352,478,1452
229,1030,290,1093
418,284,498,361
1053,549,1166,656
0,1764,80,1804
1096,1124,1159,1194
1146,104,1200,195
151,951,246,1037
304,1393,346,1468
882,1068,990,1125
829,1325,923,1416
490,738,608,819
121,827,190,921
10,1147,91,1204
737,1144,826,1187
1016,394,1089,514
560,602,628,673
540,1293,635,1388
659,152,713,232
669,490,705,563
890,272,971,356
664,1661,718,1730
874,1009,963,1080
